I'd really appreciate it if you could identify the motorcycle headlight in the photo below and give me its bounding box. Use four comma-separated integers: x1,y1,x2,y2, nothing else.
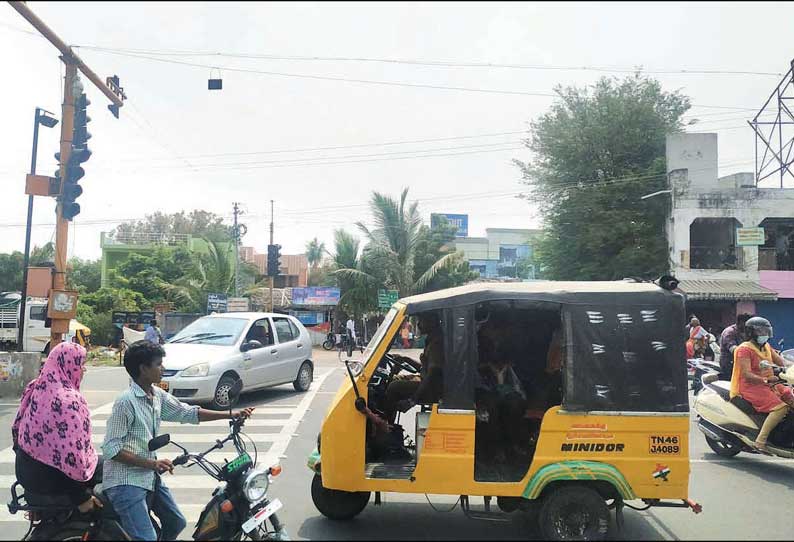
181,363,210,378
242,469,270,503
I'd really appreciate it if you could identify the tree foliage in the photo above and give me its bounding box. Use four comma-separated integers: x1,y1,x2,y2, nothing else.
335,188,474,315
111,210,231,242
515,73,690,280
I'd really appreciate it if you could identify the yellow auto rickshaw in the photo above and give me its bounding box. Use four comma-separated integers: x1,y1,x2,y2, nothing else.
307,278,701,540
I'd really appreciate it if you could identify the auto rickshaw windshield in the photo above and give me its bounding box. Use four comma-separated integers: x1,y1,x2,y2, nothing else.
361,307,400,362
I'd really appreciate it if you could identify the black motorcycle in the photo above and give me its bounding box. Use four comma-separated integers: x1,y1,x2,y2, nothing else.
8,380,288,541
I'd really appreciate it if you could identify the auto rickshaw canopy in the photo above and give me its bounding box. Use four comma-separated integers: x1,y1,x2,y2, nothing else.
398,280,688,415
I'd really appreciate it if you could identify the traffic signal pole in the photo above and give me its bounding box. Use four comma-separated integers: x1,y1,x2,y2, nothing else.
50,61,78,343
9,1,126,347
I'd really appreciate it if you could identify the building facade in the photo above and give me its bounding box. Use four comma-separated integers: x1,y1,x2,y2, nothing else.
453,228,540,280
666,133,794,339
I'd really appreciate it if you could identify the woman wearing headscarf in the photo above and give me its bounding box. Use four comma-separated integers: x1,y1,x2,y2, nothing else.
12,342,103,513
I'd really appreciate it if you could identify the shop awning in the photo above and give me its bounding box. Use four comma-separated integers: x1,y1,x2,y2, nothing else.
676,279,778,302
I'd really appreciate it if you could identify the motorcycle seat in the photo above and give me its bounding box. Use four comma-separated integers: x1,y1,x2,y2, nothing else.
730,396,768,427
23,489,74,509
706,380,732,402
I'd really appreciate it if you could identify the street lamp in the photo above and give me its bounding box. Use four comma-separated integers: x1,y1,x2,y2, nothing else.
17,107,58,352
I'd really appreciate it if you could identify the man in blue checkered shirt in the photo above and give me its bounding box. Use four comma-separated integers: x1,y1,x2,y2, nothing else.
102,341,254,541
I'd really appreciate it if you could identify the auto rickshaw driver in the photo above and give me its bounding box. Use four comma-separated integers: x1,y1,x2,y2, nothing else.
383,313,444,421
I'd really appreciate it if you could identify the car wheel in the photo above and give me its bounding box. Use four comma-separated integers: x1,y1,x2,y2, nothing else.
538,484,610,541
294,362,313,392
210,375,239,411
705,436,742,458
311,474,369,520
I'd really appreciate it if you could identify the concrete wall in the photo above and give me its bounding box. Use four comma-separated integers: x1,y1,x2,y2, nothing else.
666,133,794,285
0,352,40,399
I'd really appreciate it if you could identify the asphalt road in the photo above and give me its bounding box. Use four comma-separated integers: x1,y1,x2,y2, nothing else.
1,349,792,540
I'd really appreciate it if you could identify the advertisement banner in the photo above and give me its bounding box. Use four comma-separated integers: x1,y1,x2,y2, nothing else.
227,297,250,312
431,213,468,237
291,287,340,306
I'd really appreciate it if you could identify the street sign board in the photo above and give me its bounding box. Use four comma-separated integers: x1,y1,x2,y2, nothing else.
431,213,468,237
227,297,250,312
736,227,765,246
207,293,228,313
291,287,340,306
377,289,399,309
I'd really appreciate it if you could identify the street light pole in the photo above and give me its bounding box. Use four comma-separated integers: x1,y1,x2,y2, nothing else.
18,107,58,352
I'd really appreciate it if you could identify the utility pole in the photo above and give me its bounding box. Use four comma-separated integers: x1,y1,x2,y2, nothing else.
233,202,241,297
9,1,126,346
269,200,274,313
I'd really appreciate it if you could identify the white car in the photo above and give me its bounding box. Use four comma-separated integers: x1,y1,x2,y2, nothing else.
160,312,314,410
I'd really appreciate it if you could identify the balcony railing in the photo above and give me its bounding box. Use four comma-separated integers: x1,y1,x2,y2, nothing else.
759,247,794,271
102,231,190,247
690,246,740,270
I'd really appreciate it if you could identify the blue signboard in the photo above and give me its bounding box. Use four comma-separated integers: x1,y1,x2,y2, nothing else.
291,287,340,306
431,213,468,237
289,311,326,325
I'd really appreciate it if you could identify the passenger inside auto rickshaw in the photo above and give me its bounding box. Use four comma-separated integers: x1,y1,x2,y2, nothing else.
383,313,445,422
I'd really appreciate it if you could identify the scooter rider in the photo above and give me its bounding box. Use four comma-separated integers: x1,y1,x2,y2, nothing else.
102,341,254,541
729,316,794,452
719,313,752,379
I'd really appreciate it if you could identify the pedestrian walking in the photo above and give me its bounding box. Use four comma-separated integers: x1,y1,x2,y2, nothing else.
144,319,163,345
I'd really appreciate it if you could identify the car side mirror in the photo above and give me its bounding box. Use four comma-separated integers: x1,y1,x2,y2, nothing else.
148,434,170,452
241,340,263,352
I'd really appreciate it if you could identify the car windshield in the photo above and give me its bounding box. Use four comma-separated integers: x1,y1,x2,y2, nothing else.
362,307,399,363
168,317,248,346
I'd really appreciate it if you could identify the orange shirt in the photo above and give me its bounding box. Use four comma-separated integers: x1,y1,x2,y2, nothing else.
729,341,774,399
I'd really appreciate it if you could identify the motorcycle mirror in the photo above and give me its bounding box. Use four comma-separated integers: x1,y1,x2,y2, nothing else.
148,434,171,452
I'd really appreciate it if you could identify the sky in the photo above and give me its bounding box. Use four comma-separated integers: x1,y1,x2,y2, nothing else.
1,1,792,261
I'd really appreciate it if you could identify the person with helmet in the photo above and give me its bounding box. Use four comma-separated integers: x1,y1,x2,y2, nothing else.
729,316,794,452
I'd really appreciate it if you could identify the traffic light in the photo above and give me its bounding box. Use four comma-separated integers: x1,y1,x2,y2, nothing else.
55,92,91,221
267,244,281,277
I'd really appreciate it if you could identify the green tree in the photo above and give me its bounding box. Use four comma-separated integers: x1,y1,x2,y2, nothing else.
0,252,24,292
30,243,54,265
305,237,326,268
109,246,193,307
80,287,146,314
515,73,690,280
67,258,102,294
335,188,464,309
161,238,237,313
111,210,232,242
412,216,477,293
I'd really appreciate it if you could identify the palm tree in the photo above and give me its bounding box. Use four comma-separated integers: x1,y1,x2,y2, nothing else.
305,237,326,268
335,188,462,301
161,238,236,312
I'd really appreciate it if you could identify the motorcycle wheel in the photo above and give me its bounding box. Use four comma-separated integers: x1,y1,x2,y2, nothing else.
705,436,742,458
322,339,334,351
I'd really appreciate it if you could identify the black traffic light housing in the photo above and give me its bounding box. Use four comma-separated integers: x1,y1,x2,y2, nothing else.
56,92,91,221
267,244,281,277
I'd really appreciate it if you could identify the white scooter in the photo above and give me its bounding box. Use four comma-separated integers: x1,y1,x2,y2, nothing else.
694,360,794,458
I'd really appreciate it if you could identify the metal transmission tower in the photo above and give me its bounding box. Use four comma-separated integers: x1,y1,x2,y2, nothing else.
749,59,794,187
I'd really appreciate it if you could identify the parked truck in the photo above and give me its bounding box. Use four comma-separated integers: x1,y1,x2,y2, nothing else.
0,292,86,353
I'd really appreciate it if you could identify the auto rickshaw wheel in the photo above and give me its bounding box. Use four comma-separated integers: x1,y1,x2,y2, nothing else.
538,484,610,541
311,474,370,520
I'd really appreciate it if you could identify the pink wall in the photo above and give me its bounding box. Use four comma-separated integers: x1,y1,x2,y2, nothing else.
760,271,794,299
736,301,756,315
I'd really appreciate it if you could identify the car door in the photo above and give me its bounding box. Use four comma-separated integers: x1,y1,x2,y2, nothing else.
241,318,279,388
272,316,303,382
26,304,49,353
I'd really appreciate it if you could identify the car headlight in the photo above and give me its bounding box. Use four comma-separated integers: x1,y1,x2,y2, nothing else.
242,469,270,502
181,363,210,378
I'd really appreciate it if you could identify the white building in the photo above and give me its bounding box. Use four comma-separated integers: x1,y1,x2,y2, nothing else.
666,133,794,338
